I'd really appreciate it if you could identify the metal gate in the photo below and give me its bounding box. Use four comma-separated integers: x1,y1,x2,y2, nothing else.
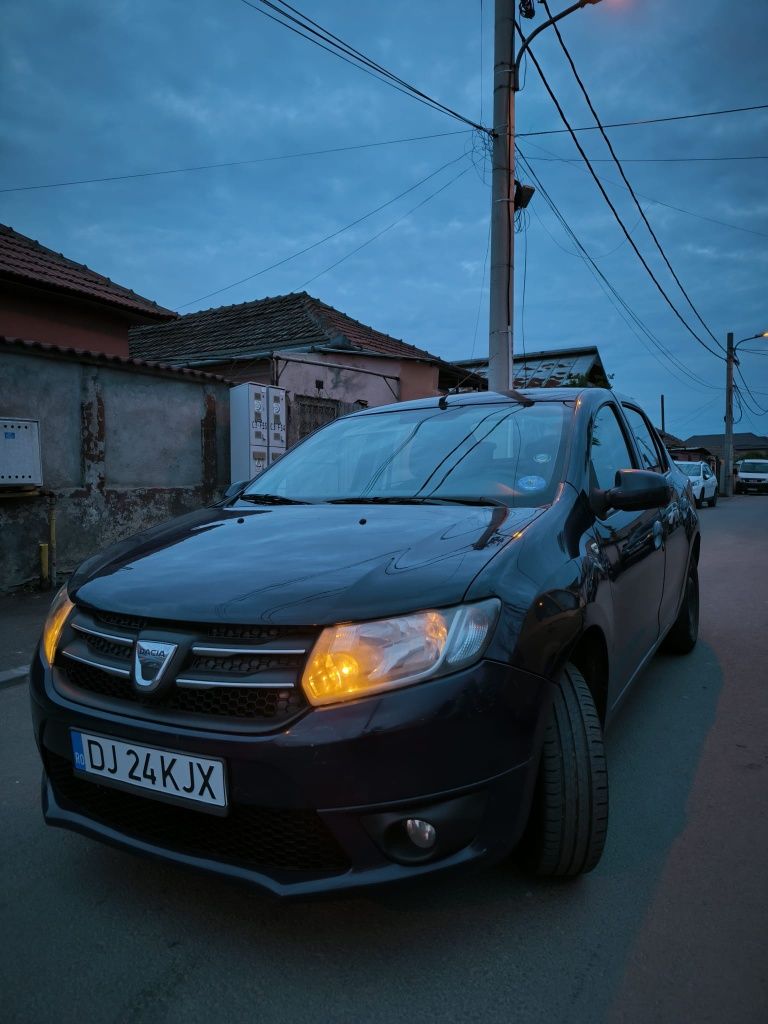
292,396,341,443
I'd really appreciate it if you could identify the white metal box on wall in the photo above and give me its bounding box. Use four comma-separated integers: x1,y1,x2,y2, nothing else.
0,417,42,487
267,386,287,449
230,382,286,482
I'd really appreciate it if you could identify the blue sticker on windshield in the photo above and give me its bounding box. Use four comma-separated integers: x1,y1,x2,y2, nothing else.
518,475,546,491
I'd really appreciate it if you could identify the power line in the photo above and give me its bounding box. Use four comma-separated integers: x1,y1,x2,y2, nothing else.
672,393,724,433
518,152,719,392
299,161,473,289
517,151,721,394
540,1,724,355
735,366,768,415
470,218,492,362
0,130,471,194
238,0,488,133
521,32,725,362
178,151,468,309
526,154,768,163
517,102,768,138
519,139,768,240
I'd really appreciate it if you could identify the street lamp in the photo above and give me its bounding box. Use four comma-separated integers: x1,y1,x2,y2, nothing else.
723,330,768,496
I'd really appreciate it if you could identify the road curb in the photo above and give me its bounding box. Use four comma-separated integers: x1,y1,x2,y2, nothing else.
0,666,28,688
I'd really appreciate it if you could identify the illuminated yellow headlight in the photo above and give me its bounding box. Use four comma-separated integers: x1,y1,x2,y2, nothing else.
302,600,500,707
41,584,74,666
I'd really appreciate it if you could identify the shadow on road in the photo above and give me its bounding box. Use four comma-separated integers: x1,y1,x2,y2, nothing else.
50,642,723,1023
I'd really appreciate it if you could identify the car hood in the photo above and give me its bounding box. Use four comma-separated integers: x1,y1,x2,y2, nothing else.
70,501,542,626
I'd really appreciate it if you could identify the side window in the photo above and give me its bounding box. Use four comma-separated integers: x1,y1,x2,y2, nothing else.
622,405,664,473
703,465,712,479
590,405,635,491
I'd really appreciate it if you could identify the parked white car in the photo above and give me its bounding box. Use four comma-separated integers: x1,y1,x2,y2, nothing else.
735,459,768,494
674,460,718,507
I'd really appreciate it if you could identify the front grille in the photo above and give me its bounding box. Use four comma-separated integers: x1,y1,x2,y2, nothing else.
55,606,317,729
93,610,307,644
83,634,132,662
58,663,305,721
187,653,303,676
46,753,349,875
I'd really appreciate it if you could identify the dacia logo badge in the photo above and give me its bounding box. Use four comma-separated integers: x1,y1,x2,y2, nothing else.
133,639,178,693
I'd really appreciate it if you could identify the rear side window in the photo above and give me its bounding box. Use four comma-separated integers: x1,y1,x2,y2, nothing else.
622,405,665,473
590,405,635,491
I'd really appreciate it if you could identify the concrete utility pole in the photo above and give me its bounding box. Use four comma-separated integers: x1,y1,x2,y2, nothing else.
723,332,735,497
487,1,604,394
487,0,516,395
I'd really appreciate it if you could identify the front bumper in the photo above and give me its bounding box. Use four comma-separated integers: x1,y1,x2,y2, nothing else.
30,648,552,896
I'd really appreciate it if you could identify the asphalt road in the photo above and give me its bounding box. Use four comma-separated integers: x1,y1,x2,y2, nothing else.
2,497,766,1024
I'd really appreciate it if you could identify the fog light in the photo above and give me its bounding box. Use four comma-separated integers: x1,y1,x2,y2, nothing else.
405,818,437,849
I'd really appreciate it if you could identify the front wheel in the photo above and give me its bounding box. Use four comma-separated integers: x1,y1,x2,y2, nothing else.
662,561,699,655
518,663,608,878
709,490,718,507
695,490,704,509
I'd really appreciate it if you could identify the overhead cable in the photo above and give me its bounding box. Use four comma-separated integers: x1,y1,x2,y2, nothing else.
526,154,768,163
238,0,488,133
517,102,768,138
178,151,469,308
735,366,768,415
541,0,724,354
519,139,768,240
517,151,721,394
299,161,473,288
521,30,725,362
0,130,471,194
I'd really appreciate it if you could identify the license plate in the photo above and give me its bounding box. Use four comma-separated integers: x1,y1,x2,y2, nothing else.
70,731,227,812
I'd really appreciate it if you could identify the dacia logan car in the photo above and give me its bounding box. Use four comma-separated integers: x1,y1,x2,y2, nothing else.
30,388,700,896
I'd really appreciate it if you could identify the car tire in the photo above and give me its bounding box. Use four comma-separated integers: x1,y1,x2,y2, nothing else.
695,489,704,509
662,561,699,656
709,490,717,507
518,662,608,878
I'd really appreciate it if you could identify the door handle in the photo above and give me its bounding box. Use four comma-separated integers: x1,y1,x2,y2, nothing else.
653,519,664,550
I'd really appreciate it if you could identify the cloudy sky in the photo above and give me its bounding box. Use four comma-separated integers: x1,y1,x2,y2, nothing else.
2,0,767,438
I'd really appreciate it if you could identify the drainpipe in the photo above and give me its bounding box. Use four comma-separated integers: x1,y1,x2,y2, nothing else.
48,491,57,589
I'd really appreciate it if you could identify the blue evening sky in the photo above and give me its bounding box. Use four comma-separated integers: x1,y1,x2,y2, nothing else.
2,0,767,438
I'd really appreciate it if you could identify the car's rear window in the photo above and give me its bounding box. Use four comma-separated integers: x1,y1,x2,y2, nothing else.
243,401,571,507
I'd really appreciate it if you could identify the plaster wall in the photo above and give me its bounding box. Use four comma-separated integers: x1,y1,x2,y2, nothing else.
0,348,230,591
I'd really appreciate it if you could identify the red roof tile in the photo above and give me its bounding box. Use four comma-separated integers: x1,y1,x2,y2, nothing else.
130,291,443,365
0,224,176,321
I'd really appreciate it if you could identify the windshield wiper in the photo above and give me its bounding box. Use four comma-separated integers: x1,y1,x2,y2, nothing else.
429,495,509,507
327,496,442,505
327,495,509,507
238,493,313,505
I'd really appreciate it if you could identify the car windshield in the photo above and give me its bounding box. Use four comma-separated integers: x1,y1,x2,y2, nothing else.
740,461,768,473
676,463,702,477
241,401,571,507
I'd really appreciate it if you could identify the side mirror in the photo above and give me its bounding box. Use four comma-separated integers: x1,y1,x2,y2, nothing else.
223,480,249,501
590,469,672,519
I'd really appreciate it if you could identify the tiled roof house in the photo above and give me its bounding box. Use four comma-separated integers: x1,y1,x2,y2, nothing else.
0,223,176,356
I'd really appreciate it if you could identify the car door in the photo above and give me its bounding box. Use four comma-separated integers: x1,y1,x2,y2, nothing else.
589,402,666,694
702,464,716,499
621,402,689,636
